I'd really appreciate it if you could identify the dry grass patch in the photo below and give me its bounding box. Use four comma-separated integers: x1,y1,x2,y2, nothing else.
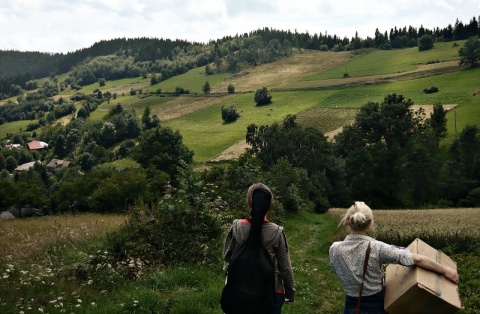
212,50,354,93
151,94,235,121
0,214,126,262
209,139,250,162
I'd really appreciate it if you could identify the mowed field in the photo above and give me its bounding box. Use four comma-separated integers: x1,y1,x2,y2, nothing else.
1,41,479,163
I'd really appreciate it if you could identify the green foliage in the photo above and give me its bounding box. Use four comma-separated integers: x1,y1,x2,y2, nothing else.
133,126,194,179
459,36,480,67
418,34,435,51
202,81,211,94
246,115,348,209
227,84,235,94
254,87,272,106
423,86,439,93
443,125,480,205
221,104,240,123
334,94,442,207
109,178,223,265
5,155,17,172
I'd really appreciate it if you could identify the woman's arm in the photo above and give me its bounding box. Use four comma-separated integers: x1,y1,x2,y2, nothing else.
277,231,295,303
411,253,459,284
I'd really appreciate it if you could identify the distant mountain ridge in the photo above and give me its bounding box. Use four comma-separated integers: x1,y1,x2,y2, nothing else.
0,16,478,99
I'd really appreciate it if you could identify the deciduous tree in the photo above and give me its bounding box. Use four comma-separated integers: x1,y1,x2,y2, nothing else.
459,36,480,67
254,87,272,106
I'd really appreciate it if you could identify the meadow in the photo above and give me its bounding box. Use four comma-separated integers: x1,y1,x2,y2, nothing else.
1,208,479,313
2,40,479,163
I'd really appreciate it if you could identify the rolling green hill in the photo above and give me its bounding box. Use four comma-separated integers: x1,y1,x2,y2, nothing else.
1,41,479,163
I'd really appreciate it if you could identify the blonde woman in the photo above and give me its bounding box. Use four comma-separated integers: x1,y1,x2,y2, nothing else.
329,201,459,314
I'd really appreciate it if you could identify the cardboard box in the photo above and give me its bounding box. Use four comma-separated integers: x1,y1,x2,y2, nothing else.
384,238,461,314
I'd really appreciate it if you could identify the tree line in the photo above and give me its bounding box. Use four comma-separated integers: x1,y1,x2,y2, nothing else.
1,16,478,99
0,93,479,218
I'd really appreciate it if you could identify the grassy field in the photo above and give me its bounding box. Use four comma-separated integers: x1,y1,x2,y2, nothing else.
0,209,479,313
306,41,464,80
0,120,34,140
1,42,479,163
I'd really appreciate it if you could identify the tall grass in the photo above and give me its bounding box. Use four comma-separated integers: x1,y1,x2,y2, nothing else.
328,208,480,250
0,214,126,262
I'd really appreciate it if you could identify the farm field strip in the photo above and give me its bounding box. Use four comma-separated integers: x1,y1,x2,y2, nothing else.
0,214,126,262
328,208,480,244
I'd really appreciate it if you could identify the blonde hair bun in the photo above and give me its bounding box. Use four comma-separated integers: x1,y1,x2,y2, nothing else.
340,201,374,230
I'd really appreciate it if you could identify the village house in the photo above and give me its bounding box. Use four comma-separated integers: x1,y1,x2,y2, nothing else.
27,140,48,150
14,161,41,172
46,159,74,171
4,143,22,150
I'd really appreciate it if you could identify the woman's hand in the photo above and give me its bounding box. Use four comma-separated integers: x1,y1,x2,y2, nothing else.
442,266,460,285
412,253,459,285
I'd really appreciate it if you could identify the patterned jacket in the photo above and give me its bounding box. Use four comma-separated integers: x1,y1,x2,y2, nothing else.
223,218,295,301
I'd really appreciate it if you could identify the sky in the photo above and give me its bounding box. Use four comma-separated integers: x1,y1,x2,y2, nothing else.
0,0,478,54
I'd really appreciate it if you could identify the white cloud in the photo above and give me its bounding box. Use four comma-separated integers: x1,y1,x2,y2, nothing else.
0,0,477,53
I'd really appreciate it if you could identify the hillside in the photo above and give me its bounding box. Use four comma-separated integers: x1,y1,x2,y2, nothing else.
1,40,479,164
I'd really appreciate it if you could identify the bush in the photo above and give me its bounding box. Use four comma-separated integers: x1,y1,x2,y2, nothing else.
221,104,240,123
418,34,434,51
108,185,223,266
254,87,272,106
423,86,439,94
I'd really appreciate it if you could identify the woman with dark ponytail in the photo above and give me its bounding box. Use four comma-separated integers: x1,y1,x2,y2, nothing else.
329,201,459,314
222,183,295,313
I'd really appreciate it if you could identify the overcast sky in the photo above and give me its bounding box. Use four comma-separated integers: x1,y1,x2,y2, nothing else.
0,0,478,54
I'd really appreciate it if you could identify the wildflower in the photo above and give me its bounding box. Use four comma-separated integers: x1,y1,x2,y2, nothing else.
77,299,82,303
38,308,44,312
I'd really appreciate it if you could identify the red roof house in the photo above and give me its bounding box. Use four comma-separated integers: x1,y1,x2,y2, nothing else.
27,140,48,150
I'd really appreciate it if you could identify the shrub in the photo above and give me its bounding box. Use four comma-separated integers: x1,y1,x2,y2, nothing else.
221,104,240,123
108,178,223,266
418,34,434,51
423,86,439,94
254,87,272,106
